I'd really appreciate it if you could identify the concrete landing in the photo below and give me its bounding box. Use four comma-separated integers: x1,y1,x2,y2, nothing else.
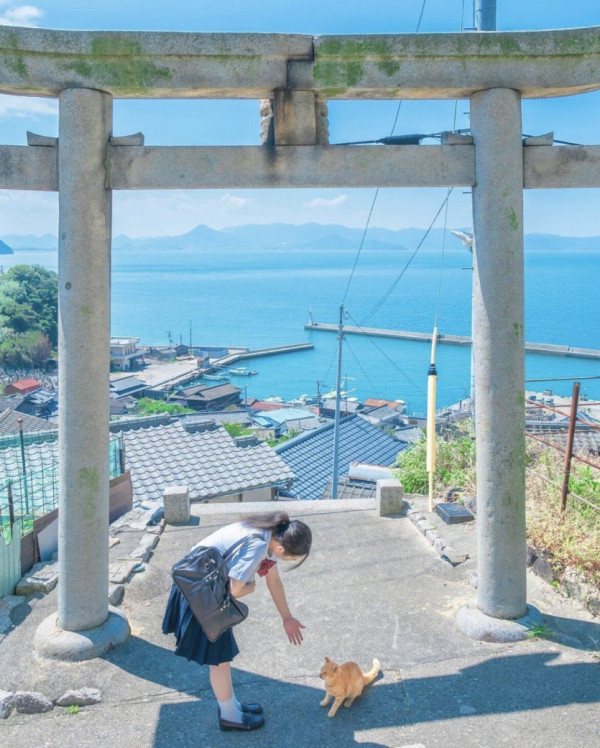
0,500,598,747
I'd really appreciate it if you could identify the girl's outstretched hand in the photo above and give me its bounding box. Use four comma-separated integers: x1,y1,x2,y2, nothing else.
283,616,305,645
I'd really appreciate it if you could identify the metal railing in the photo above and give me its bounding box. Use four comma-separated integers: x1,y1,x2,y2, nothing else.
0,433,123,541
525,382,600,513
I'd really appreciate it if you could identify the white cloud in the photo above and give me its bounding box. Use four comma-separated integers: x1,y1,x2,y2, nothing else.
219,193,251,208
302,195,348,209
0,94,58,120
0,3,43,26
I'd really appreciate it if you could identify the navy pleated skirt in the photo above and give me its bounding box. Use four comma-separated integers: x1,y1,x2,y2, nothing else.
162,584,240,666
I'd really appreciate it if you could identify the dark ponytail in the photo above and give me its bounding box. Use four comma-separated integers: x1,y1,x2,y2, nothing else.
241,511,312,568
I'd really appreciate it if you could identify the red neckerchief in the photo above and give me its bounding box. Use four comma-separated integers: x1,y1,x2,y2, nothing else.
257,558,276,577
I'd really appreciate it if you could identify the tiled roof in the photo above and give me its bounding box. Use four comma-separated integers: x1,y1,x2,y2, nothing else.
320,477,379,500
110,376,147,395
274,413,408,500
540,429,600,458
364,398,404,410
254,408,316,425
321,399,362,413
111,415,295,503
6,378,41,394
188,383,241,401
182,411,252,426
0,408,57,436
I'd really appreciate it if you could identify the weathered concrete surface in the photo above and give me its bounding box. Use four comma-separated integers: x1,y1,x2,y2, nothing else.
0,502,598,747
470,88,527,622
0,28,313,98
306,28,600,99
163,485,190,525
53,88,113,634
108,143,475,189
524,144,600,189
2,26,600,99
6,142,600,193
0,145,57,190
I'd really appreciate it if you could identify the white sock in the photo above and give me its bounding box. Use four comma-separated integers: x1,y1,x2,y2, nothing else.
232,690,242,711
218,696,243,723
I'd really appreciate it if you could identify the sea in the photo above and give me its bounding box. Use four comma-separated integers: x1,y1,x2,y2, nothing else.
2,245,599,415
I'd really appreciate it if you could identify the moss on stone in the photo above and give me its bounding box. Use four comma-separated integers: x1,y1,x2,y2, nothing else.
2,31,27,77
78,466,100,525
59,35,172,94
507,207,519,231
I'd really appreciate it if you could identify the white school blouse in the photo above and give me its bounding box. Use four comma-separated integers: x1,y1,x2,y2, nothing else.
192,521,277,583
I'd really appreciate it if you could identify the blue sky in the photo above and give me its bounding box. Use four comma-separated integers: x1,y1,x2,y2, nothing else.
1,0,599,238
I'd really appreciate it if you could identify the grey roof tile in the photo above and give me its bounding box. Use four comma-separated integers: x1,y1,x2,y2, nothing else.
112,415,294,504
274,413,408,500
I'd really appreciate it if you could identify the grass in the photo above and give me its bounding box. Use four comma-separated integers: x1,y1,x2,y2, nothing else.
526,443,600,589
134,397,193,416
525,621,555,640
395,420,600,591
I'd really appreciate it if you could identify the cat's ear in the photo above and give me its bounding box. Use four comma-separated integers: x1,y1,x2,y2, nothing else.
325,656,331,663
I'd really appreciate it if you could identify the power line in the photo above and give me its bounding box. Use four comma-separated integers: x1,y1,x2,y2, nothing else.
343,336,382,399
345,311,426,396
360,189,454,325
340,0,428,306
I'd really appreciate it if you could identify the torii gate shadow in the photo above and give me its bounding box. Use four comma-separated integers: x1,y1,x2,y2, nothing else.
108,637,600,747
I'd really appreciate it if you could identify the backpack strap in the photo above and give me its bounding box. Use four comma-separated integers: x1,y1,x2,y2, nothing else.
222,532,264,562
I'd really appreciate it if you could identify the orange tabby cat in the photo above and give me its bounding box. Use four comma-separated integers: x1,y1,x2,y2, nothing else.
319,656,380,717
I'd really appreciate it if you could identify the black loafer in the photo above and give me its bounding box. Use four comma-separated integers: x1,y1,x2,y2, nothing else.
240,702,263,715
219,712,265,732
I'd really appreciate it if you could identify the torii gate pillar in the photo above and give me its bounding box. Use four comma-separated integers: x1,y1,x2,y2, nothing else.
457,88,539,640
35,89,130,660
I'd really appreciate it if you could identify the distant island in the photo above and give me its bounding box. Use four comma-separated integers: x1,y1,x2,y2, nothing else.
2,224,600,253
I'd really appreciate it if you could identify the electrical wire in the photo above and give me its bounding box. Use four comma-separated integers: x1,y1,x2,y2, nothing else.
340,0,428,306
359,188,454,326
346,311,426,395
343,336,382,399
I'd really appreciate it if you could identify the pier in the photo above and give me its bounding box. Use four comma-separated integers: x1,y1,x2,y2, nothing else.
213,342,314,366
305,322,600,360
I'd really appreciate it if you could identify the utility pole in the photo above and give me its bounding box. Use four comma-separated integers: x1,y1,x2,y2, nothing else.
331,304,344,499
475,0,496,31
316,380,322,417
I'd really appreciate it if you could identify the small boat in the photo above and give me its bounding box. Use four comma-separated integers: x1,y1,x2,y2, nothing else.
203,373,229,381
228,367,258,376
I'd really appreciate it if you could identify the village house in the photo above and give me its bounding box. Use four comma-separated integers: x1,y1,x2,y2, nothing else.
274,412,407,500
4,378,41,396
170,382,242,411
109,414,294,504
109,337,145,371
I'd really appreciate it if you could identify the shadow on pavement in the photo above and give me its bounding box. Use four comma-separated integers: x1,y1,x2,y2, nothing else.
107,635,600,747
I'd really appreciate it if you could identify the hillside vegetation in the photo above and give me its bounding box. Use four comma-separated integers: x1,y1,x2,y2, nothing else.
395,421,600,590
0,265,57,367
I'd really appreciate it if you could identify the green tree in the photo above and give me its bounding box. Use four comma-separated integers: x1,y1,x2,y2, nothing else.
4,265,58,345
223,422,253,438
134,397,193,416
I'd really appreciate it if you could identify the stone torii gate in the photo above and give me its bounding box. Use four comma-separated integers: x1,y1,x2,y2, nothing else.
2,25,600,658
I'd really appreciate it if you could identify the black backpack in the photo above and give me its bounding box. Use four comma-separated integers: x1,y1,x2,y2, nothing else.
172,534,262,642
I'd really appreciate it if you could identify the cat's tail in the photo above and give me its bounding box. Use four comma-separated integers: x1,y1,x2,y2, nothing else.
362,658,380,686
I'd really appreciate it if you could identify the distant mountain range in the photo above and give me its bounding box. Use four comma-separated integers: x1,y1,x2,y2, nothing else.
2,224,600,253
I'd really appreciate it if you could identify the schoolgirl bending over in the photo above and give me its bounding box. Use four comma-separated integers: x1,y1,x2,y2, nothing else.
162,511,312,732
